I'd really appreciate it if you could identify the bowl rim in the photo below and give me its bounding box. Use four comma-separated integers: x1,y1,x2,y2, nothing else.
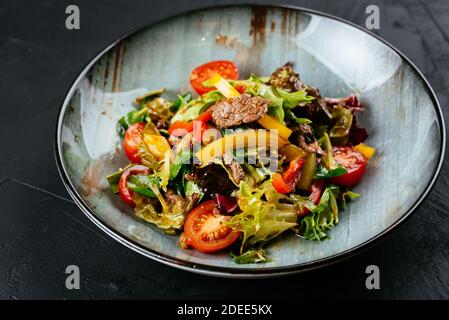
54,3,446,278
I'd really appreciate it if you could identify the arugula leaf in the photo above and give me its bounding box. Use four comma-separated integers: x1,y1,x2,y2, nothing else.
172,92,192,112
127,175,159,198
106,164,134,193
231,247,270,264
169,148,193,180
314,165,347,179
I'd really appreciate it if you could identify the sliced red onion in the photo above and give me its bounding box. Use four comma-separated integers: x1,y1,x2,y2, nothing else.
214,193,238,214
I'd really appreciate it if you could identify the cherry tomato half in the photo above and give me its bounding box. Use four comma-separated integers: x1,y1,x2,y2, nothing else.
184,200,240,253
124,122,146,163
190,60,239,95
330,146,367,186
118,165,150,207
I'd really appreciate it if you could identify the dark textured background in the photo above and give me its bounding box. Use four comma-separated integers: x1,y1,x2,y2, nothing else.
0,0,448,299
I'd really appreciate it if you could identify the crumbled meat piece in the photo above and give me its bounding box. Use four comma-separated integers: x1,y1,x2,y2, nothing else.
295,124,324,155
268,62,303,92
208,94,269,128
222,152,245,184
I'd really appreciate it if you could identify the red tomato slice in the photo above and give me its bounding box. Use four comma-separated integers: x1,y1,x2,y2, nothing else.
184,200,240,253
118,165,150,207
297,180,324,216
124,122,146,163
330,146,367,186
190,60,239,95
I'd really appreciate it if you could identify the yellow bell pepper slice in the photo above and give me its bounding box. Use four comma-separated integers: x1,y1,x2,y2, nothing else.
355,143,376,160
257,115,292,140
210,73,240,98
142,133,171,161
195,129,288,165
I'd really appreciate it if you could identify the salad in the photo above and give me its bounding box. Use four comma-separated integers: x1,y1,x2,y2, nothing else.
106,60,375,264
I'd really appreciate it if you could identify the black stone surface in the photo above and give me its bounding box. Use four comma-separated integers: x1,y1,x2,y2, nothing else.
0,0,448,299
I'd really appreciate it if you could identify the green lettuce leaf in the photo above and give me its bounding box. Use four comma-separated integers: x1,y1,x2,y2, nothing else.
275,87,315,108
170,91,223,123
225,181,297,252
231,247,270,264
300,185,340,240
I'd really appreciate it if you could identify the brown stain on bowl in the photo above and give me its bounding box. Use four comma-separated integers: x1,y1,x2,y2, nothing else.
249,6,267,45
280,8,288,34
215,33,238,49
235,7,268,76
111,41,124,93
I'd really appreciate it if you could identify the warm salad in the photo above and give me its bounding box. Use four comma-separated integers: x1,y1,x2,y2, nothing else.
107,61,375,264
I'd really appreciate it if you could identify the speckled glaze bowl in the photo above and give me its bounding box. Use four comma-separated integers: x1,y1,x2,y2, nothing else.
56,5,445,277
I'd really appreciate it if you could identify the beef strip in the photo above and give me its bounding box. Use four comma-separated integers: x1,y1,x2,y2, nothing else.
208,94,269,128
222,152,245,184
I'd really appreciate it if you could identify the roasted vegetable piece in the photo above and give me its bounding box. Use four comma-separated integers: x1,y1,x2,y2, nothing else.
279,144,308,162
329,106,353,145
296,152,317,191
